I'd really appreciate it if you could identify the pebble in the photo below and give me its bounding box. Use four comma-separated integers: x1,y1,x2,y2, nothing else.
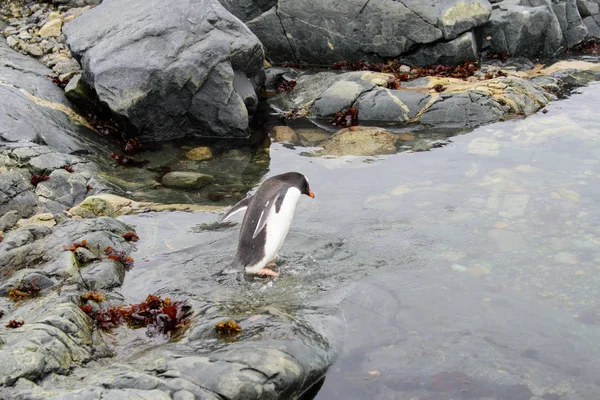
39,18,62,37
271,126,298,142
23,43,43,57
6,35,18,47
185,146,213,161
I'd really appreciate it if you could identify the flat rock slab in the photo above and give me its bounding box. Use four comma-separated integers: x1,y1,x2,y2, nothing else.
0,212,344,399
318,127,399,156
268,63,572,133
63,0,265,141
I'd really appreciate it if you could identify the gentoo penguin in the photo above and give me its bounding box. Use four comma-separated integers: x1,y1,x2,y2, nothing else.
223,172,314,277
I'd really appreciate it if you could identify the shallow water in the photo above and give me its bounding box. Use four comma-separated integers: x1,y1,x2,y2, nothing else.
120,83,600,399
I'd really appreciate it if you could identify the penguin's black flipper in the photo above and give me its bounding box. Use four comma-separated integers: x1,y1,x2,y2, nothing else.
252,187,289,239
222,195,253,221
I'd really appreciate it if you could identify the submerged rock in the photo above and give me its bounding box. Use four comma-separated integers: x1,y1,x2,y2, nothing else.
270,125,298,142
63,0,265,141
319,127,398,156
161,172,214,190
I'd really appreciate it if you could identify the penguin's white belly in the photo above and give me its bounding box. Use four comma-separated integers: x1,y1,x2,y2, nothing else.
246,187,301,273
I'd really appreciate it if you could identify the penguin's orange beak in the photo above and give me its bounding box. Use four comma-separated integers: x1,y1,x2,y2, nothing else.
308,189,315,198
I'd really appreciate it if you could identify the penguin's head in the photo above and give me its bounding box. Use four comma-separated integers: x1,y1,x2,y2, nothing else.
301,176,315,199
278,172,315,198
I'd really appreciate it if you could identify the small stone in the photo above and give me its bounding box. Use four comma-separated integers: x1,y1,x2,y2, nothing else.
52,58,81,76
38,19,62,37
468,137,501,156
498,194,529,218
162,172,214,190
397,133,415,141
22,43,43,57
554,252,578,265
271,126,298,143
451,264,468,272
6,35,18,48
18,32,32,40
185,146,213,161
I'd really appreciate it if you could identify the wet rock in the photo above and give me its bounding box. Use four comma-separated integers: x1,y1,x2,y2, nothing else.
185,147,213,161
355,88,431,122
74,246,99,264
63,0,264,141
68,194,134,218
420,92,504,128
64,73,96,109
0,270,55,296
80,259,125,290
67,193,223,218
0,169,37,219
0,211,343,399
48,0,102,7
0,299,93,387
0,216,133,275
318,127,398,156
311,80,375,118
161,172,214,190
35,169,89,213
270,68,557,129
271,126,298,142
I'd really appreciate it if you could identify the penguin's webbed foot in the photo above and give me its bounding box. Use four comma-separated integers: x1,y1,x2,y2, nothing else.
256,268,279,278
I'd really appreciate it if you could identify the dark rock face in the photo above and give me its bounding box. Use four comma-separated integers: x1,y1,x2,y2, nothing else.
223,0,600,65
238,0,490,65
63,0,265,142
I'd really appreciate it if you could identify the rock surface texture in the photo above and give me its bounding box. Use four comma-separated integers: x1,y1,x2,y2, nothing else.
0,39,112,222
63,0,265,141
0,212,343,400
222,0,600,65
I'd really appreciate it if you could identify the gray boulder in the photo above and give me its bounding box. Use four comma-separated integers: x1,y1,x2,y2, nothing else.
420,91,504,128
227,0,491,65
355,89,431,122
480,0,565,57
552,0,588,47
63,0,265,141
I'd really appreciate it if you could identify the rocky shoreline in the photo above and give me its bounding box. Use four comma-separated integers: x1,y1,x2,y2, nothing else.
3,0,600,399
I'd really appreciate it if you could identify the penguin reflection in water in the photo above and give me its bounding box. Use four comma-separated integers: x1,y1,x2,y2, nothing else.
223,172,315,277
